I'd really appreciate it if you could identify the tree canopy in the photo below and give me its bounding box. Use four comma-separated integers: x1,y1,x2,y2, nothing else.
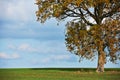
36,0,120,72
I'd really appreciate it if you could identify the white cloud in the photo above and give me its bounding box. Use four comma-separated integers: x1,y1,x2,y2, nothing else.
52,55,70,60
0,0,64,39
18,44,30,51
11,53,20,59
7,41,66,54
17,43,39,52
8,43,38,53
8,44,16,50
30,55,71,64
0,52,20,59
0,0,36,22
41,55,71,63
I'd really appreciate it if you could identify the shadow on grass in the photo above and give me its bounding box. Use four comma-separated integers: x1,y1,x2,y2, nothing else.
30,68,120,72
30,68,95,72
0,68,120,72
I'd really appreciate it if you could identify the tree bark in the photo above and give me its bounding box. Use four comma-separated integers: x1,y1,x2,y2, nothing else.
96,52,106,72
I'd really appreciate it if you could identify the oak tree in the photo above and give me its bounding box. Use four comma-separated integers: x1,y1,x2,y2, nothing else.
36,0,120,72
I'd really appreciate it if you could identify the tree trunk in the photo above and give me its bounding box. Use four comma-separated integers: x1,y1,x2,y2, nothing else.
96,52,106,72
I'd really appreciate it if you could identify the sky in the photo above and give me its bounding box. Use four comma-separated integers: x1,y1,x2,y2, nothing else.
0,0,120,68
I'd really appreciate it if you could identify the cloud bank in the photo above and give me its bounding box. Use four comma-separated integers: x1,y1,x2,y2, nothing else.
0,52,20,59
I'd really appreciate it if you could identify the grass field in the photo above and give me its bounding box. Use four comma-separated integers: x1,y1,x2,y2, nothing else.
0,68,120,80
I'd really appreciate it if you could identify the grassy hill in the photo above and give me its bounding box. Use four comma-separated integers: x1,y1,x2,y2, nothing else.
0,68,120,80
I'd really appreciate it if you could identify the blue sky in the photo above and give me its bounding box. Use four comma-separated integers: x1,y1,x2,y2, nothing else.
0,0,120,68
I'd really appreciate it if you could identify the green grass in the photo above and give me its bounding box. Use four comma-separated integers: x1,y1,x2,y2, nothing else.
0,68,120,80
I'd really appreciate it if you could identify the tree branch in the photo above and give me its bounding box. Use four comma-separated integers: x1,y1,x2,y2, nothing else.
79,8,94,26
101,3,120,19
